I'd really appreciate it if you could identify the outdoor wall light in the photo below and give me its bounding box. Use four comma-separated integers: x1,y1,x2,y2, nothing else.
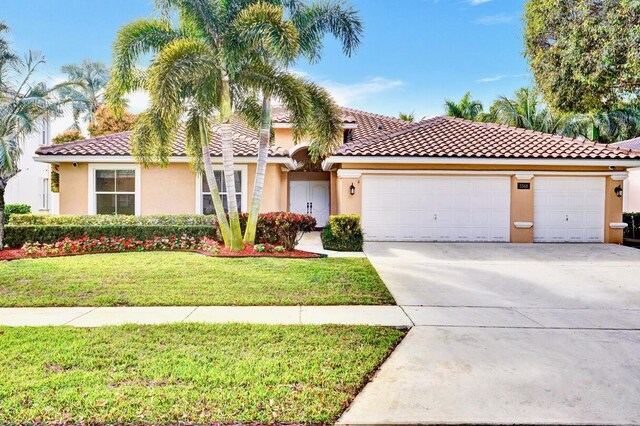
349,183,356,196
614,185,623,198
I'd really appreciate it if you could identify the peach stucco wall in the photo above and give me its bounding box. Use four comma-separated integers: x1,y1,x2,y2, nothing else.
510,176,534,243
141,164,196,215
605,176,625,244
59,163,88,214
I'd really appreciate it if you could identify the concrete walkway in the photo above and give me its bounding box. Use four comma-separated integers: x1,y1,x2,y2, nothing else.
0,305,412,327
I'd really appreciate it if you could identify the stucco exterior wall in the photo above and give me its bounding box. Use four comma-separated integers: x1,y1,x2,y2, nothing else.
605,176,625,244
59,163,88,214
141,164,196,215
510,175,534,243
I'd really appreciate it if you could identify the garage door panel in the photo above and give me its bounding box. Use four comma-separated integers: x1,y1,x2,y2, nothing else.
534,177,604,243
362,176,511,242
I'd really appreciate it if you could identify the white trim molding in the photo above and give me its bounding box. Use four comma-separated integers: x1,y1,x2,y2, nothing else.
609,222,629,229
195,164,249,214
514,221,534,229
337,169,362,179
325,156,640,168
88,163,141,216
515,173,534,180
610,172,629,181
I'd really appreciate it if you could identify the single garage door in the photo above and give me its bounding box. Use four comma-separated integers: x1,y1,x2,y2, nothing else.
534,177,605,242
362,176,511,242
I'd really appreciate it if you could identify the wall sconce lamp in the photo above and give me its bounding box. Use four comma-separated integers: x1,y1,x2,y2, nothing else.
349,183,356,196
614,185,623,198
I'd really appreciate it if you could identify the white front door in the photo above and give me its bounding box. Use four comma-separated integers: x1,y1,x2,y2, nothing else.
289,180,330,227
362,176,511,242
534,177,605,242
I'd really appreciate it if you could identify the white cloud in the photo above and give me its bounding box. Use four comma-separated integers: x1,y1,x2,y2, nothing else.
125,89,150,114
468,0,493,5
320,77,404,106
476,73,529,83
475,13,516,25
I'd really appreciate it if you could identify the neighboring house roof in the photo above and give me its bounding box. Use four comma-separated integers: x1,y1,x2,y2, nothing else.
333,116,639,160
612,137,640,153
36,107,410,158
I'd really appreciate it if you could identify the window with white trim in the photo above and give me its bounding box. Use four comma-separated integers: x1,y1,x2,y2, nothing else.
95,169,136,215
202,171,242,214
38,177,49,210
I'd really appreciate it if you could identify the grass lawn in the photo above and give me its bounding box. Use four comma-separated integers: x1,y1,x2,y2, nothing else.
0,252,394,307
0,323,405,424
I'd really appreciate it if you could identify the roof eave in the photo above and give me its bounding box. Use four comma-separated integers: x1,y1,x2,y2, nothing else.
33,155,292,164
324,155,640,168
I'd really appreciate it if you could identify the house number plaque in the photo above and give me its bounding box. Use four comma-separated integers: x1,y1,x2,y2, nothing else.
517,182,531,190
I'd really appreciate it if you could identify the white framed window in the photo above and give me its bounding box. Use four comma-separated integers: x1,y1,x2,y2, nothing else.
88,164,141,215
38,177,49,210
196,165,248,214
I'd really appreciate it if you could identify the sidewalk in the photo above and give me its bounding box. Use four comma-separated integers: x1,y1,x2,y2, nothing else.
0,305,413,327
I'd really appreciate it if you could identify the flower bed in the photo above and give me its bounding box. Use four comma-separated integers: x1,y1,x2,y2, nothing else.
7,235,321,260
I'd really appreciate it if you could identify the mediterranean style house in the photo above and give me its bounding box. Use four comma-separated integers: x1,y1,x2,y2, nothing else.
611,137,640,213
34,107,640,243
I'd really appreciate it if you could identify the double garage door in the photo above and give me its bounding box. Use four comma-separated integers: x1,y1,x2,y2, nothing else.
361,175,605,243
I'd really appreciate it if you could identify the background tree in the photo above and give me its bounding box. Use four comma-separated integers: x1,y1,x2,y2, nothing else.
488,87,565,134
52,129,84,144
398,112,414,122
58,60,109,129
87,105,136,137
444,92,483,120
0,25,68,249
524,0,640,113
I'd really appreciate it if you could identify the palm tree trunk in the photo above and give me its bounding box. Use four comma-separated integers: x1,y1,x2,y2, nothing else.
243,92,271,244
199,116,232,245
219,73,244,251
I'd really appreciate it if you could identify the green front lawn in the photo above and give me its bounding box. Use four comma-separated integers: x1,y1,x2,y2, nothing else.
0,324,404,424
0,252,394,307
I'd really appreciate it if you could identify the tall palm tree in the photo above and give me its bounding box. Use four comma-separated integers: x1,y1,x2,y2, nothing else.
58,60,110,130
562,107,640,143
241,0,361,244
488,87,566,134
444,92,483,120
108,0,344,250
0,29,69,249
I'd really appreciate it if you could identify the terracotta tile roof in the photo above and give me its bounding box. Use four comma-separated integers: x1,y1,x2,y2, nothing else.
271,106,357,124
612,137,640,152
37,118,289,157
334,116,640,160
37,107,411,158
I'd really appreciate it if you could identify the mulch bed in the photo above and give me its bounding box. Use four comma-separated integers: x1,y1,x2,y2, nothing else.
0,246,323,261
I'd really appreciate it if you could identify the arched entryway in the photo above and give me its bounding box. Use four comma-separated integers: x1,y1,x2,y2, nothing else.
287,145,331,227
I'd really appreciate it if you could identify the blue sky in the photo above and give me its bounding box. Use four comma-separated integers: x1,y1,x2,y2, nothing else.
3,0,532,129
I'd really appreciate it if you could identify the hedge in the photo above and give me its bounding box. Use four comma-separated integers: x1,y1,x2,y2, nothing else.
321,215,364,252
3,225,216,248
4,204,31,224
623,212,640,239
215,212,316,251
9,214,216,226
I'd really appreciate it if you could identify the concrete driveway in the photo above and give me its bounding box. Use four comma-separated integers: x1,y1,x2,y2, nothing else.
338,243,640,425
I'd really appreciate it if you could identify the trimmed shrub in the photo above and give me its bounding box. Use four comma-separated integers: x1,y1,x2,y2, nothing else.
215,212,316,250
623,212,640,239
322,214,364,251
4,204,31,224
321,215,364,252
3,225,216,248
9,214,215,226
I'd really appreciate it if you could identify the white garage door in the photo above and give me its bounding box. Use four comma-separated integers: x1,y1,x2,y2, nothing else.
362,176,511,242
534,177,605,243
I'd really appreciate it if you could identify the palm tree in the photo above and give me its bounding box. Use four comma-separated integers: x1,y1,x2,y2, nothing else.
399,112,415,122
108,0,346,250
58,60,110,130
242,0,362,244
444,92,483,120
562,107,640,143
0,27,68,249
488,87,566,134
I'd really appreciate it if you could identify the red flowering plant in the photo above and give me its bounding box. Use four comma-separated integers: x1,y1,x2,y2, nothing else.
22,235,221,258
